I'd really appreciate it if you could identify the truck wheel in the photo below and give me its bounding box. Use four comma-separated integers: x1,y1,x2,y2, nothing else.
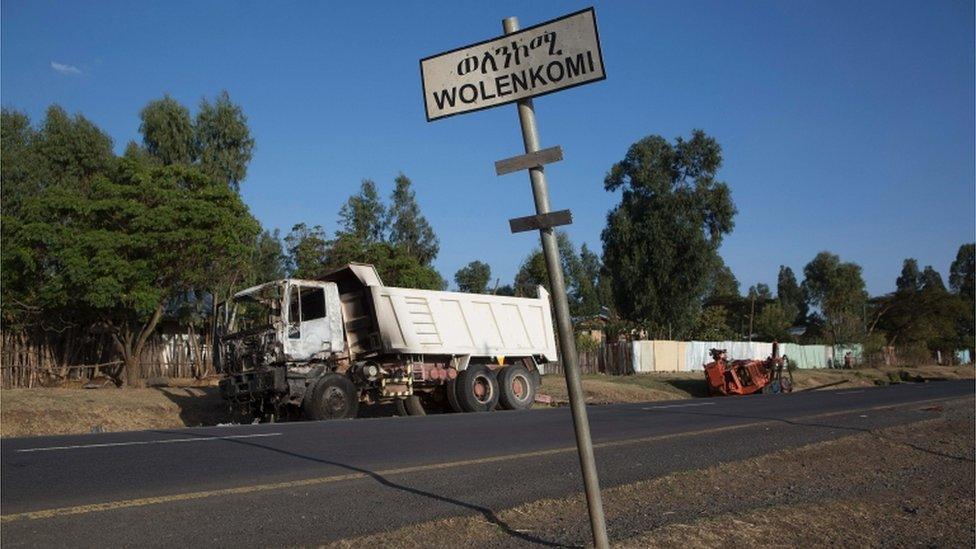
497,364,535,410
446,379,463,413
303,374,360,420
455,364,499,413
395,396,426,417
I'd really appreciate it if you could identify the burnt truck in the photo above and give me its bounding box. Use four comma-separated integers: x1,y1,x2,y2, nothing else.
215,263,556,421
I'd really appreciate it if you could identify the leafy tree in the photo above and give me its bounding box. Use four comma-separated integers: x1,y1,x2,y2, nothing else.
33,105,115,190
512,232,591,309
706,258,740,300
801,252,868,344
877,262,962,354
777,266,805,324
576,244,609,317
920,265,946,292
514,250,548,297
387,173,439,265
949,243,975,302
693,305,735,340
364,242,444,290
748,283,773,302
285,223,330,279
754,302,793,342
338,179,386,244
601,130,736,337
896,258,922,293
454,261,491,293
949,243,975,354
139,95,196,165
251,229,287,283
2,107,116,325
195,91,255,191
1,109,37,214
10,160,257,383
494,284,516,296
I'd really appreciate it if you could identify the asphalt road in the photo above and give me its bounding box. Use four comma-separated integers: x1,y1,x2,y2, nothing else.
2,380,972,547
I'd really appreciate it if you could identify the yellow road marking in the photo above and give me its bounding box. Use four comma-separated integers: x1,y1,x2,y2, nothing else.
1,395,966,523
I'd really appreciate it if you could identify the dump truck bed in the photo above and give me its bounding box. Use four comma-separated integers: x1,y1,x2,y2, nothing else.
320,263,557,361
368,285,557,359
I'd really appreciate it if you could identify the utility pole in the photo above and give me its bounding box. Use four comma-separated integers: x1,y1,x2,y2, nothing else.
502,15,609,549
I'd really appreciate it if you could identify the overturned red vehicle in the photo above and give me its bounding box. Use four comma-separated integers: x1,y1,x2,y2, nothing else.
703,343,793,396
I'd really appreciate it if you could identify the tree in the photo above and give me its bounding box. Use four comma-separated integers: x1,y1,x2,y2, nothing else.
949,243,975,354
494,284,516,296
139,95,196,165
511,232,597,316
706,258,740,301
920,265,946,292
576,244,608,317
285,223,330,279
948,243,974,301
2,106,116,325
693,305,735,340
748,283,773,301
896,258,922,293
33,105,115,190
251,229,287,283
1,109,37,215
514,250,548,297
754,302,793,342
195,91,255,191
338,179,386,244
455,261,491,293
801,252,868,344
777,266,805,324
387,173,439,265
11,160,258,384
601,130,736,337
363,242,444,290
877,262,961,355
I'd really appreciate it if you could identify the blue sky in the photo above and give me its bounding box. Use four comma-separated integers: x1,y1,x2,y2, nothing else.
3,1,973,295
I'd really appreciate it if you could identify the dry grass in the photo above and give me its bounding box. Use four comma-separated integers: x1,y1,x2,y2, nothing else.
0,386,229,438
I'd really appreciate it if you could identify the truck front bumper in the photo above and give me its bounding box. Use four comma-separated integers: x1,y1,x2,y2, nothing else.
219,369,286,402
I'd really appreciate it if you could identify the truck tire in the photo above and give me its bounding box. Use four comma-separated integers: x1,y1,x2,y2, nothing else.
303,374,360,420
446,378,463,413
395,395,427,417
455,364,499,413
497,364,535,410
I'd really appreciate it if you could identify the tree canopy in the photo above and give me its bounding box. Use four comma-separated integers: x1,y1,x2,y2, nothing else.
387,173,439,266
801,252,868,344
455,261,491,293
601,130,736,337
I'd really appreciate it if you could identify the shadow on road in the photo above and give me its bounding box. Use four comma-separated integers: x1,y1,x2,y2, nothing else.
149,428,579,548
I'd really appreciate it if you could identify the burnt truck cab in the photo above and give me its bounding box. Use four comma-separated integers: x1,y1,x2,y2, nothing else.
215,279,345,419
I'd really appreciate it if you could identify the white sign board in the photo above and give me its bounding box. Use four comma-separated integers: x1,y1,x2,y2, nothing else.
420,8,606,122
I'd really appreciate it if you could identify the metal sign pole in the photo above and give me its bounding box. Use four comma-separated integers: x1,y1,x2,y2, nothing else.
502,15,609,549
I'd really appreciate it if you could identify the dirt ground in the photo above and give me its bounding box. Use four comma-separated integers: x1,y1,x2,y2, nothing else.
326,397,975,548
2,365,972,438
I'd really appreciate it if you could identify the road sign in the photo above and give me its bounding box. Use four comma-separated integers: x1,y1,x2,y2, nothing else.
419,9,610,548
509,210,573,233
495,146,563,176
420,8,605,121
